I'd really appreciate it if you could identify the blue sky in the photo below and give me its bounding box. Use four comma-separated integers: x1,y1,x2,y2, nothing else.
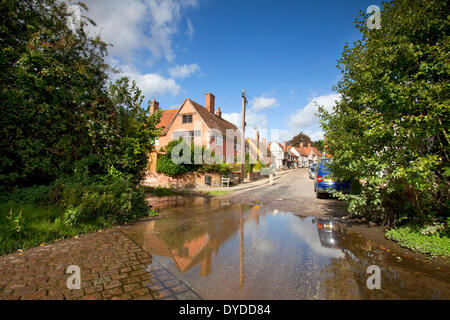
84,0,383,142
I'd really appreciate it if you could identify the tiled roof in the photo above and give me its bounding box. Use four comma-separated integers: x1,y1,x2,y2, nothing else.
292,146,302,156
156,109,178,130
295,144,322,157
157,98,238,136
188,99,238,135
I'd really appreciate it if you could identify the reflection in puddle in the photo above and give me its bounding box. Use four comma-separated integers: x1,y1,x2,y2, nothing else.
123,199,450,299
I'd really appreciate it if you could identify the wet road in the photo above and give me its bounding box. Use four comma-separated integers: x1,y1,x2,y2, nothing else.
226,169,347,218
123,197,450,300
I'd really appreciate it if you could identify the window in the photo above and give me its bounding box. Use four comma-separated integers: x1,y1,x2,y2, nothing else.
182,114,193,123
172,130,201,142
210,133,223,146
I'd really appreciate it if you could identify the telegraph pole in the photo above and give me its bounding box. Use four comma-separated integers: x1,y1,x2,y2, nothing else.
240,89,247,182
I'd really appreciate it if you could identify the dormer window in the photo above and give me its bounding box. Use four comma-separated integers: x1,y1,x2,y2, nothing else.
182,114,193,123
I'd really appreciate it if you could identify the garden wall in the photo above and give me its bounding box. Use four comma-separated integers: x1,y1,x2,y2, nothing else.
141,171,223,188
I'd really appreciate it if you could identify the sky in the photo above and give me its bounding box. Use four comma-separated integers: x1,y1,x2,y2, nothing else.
82,0,383,143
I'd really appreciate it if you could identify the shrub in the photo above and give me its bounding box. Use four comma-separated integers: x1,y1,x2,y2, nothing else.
385,224,450,257
156,139,203,177
52,173,153,226
199,163,232,175
0,185,51,204
156,154,190,177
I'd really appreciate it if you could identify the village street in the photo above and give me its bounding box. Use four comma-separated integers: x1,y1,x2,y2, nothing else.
225,168,347,219
1,169,449,300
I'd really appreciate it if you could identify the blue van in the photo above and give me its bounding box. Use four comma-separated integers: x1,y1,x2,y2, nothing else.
314,158,351,198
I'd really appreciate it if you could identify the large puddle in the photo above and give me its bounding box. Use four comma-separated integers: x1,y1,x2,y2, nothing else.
125,197,450,299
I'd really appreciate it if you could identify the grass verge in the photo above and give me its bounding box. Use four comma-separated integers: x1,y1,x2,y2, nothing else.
142,186,234,197
203,190,234,196
0,201,158,256
385,225,450,257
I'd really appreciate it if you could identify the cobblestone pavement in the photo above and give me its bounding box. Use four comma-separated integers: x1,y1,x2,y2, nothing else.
0,227,201,300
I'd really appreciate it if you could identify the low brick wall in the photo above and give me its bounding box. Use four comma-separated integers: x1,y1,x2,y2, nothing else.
249,172,262,181
141,171,223,188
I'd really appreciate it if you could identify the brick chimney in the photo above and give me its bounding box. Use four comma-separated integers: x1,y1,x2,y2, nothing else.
284,141,287,151
149,97,159,114
215,106,222,118
205,93,215,113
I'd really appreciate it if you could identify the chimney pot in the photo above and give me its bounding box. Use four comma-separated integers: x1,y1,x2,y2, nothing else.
215,106,222,118
205,93,215,114
150,97,159,114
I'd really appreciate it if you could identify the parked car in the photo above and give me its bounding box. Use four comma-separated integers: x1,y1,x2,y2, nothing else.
308,163,317,179
314,158,351,198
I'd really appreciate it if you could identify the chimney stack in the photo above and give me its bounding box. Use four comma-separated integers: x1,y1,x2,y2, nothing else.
215,106,222,118
205,93,215,114
150,97,159,114
284,141,287,150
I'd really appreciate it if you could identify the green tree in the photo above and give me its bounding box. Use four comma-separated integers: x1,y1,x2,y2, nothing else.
313,140,324,152
288,132,312,147
319,0,449,225
0,0,111,186
0,1,161,188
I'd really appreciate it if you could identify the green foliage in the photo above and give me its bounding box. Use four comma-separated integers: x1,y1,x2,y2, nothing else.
312,140,324,152
0,1,160,187
0,1,160,254
6,209,26,236
142,186,175,196
156,139,232,176
0,185,52,204
205,190,234,196
319,0,449,226
0,177,159,255
53,173,153,226
156,139,196,177
385,223,450,257
199,163,233,175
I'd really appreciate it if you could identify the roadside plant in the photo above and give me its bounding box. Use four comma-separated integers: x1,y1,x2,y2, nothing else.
319,0,449,226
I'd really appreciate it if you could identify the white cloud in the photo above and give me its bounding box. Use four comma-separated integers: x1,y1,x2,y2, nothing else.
222,111,270,141
116,64,180,97
246,111,268,130
186,18,195,39
83,0,198,63
168,63,201,79
289,93,340,129
271,93,340,143
222,112,241,128
309,131,325,141
250,95,279,111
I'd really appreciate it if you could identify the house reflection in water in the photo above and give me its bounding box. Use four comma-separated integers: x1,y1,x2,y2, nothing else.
127,203,267,284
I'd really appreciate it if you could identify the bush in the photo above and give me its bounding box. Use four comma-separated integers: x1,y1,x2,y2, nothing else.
199,163,232,175
156,154,190,177
385,223,450,257
53,173,152,226
318,0,449,226
0,185,51,204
